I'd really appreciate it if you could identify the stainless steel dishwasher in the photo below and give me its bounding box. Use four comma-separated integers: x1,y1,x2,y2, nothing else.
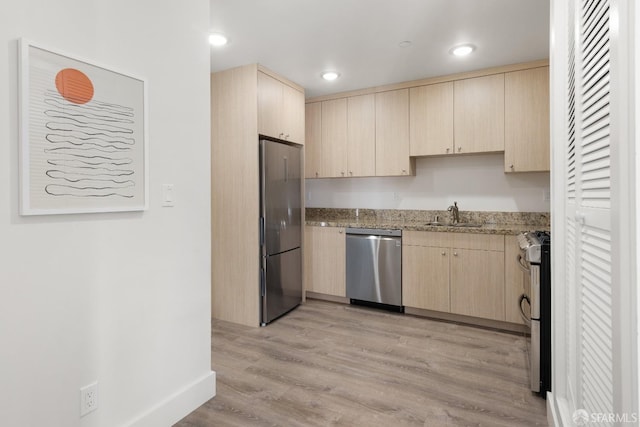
346,228,403,312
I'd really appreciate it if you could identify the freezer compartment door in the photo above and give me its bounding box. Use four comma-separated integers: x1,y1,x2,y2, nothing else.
262,248,302,324
260,139,302,255
346,234,402,306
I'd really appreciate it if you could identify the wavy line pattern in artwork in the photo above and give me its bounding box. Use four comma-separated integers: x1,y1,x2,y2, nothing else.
43,90,137,198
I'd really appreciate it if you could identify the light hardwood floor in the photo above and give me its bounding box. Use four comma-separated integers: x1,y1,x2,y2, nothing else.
175,300,547,427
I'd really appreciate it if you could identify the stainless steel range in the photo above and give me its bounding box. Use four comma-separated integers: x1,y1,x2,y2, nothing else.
517,231,551,396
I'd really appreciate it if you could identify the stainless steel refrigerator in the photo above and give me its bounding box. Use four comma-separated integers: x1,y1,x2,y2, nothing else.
260,138,302,325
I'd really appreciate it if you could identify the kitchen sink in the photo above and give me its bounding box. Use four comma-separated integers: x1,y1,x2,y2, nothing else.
452,223,483,228
425,222,446,226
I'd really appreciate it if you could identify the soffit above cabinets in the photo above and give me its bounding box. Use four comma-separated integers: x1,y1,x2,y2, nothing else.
209,0,550,98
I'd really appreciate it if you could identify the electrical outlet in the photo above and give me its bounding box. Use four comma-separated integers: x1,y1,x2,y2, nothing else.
80,382,98,417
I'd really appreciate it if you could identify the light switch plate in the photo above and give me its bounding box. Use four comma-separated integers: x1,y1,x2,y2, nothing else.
162,184,175,207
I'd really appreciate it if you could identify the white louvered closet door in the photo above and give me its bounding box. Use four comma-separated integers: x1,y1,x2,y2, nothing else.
566,0,615,422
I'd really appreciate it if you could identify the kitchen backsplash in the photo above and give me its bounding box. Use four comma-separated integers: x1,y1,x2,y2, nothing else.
306,208,550,226
305,154,551,213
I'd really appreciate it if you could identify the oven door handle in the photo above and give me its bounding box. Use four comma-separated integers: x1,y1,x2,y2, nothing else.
518,293,531,326
516,254,531,273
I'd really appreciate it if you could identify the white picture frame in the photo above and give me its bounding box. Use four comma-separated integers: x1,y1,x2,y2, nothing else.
18,39,149,215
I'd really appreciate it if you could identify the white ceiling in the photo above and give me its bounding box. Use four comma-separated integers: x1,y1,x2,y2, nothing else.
209,0,550,98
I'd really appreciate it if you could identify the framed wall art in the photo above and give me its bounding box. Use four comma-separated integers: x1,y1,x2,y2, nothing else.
18,39,148,215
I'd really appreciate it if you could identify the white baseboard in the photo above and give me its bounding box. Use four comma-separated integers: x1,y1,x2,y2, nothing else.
126,371,216,427
547,392,561,427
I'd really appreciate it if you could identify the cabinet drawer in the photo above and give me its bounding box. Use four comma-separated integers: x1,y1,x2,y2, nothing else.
403,231,451,247
450,233,504,252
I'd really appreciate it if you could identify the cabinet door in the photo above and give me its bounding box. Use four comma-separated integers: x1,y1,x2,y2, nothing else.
402,245,450,312
454,74,505,154
321,99,348,177
504,67,550,172
347,94,376,177
375,89,412,176
304,226,346,297
305,102,322,178
409,82,454,156
504,235,528,324
283,83,305,144
450,249,505,321
257,72,283,139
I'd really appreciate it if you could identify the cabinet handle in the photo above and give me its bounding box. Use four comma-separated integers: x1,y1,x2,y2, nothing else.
315,171,318,177
285,134,290,139
341,171,345,176
510,164,514,170
446,147,450,153
457,147,462,152
279,133,284,138
402,169,407,174
349,171,353,176
453,252,458,256
339,230,343,234
441,251,446,256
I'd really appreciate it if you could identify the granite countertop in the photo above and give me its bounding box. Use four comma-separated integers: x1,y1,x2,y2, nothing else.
305,208,550,236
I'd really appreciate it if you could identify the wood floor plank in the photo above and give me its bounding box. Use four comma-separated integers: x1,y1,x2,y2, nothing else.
175,300,547,426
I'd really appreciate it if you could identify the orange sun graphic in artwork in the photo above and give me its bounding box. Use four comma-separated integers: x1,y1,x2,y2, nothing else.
55,68,94,104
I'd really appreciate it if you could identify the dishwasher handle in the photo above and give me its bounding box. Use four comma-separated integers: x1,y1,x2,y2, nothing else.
346,227,401,237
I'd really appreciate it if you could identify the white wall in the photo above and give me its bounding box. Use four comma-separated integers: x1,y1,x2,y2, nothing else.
0,1,214,426
306,153,551,212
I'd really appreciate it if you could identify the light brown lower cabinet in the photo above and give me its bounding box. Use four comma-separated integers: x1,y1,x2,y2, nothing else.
450,248,505,321
304,226,346,297
402,245,450,312
403,231,508,322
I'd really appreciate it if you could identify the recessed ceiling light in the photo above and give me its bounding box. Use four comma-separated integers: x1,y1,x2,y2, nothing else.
398,41,412,48
450,44,475,57
209,33,228,47
322,71,340,81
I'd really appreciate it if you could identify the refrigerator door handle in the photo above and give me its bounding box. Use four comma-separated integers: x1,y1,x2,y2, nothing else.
260,268,266,297
283,156,288,182
260,216,265,247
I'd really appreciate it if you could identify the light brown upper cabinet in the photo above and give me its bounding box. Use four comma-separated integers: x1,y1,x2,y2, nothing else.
306,94,376,178
321,98,348,177
454,74,505,154
305,102,322,178
409,82,454,156
258,71,305,144
505,66,550,172
347,94,376,177
282,83,305,144
376,89,414,176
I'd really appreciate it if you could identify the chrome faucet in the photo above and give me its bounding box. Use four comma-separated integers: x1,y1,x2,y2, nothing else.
447,201,460,224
